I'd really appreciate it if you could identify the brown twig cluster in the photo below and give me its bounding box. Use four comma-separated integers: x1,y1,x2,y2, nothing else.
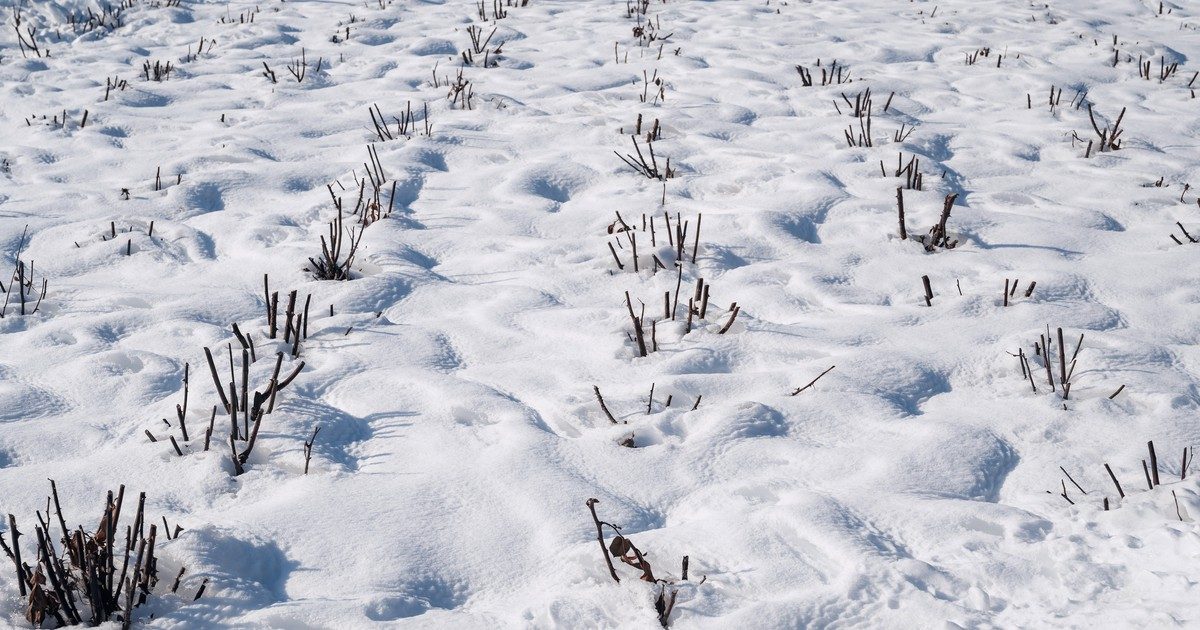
591,384,702,446
912,193,960,251
23,108,90,130
0,483,202,628
183,37,216,63
446,68,475,109
964,47,991,65
326,144,397,229
632,13,671,47
615,136,675,180
203,346,304,475
142,60,173,82
262,275,314,357
886,151,923,190
149,286,316,475
1137,54,1178,81
477,0,509,21
638,68,667,104
896,192,961,249
61,2,129,34
834,88,887,148
309,145,397,279
625,113,661,142
1083,104,1125,156
146,331,305,476
623,275,740,358
308,209,364,282
1001,278,1037,306
1014,326,1084,400
0,226,48,318
462,25,503,67
1169,221,1198,245
104,76,129,101
219,7,259,24
1059,441,1192,519
625,0,651,18
286,48,322,83
605,210,701,272
586,499,699,627
11,10,45,59
368,101,432,141
796,59,850,86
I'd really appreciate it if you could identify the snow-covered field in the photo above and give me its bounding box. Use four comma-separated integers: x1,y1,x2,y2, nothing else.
2,0,1200,626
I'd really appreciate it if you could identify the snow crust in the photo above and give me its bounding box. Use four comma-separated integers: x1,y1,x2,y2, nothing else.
3,0,1200,626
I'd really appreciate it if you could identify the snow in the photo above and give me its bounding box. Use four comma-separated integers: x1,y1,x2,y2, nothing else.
2,0,1200,626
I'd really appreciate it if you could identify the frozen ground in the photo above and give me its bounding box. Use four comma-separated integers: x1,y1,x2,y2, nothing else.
2,0,1200,627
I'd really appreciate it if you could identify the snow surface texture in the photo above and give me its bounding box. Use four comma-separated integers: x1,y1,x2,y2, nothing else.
2,0,1200,627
